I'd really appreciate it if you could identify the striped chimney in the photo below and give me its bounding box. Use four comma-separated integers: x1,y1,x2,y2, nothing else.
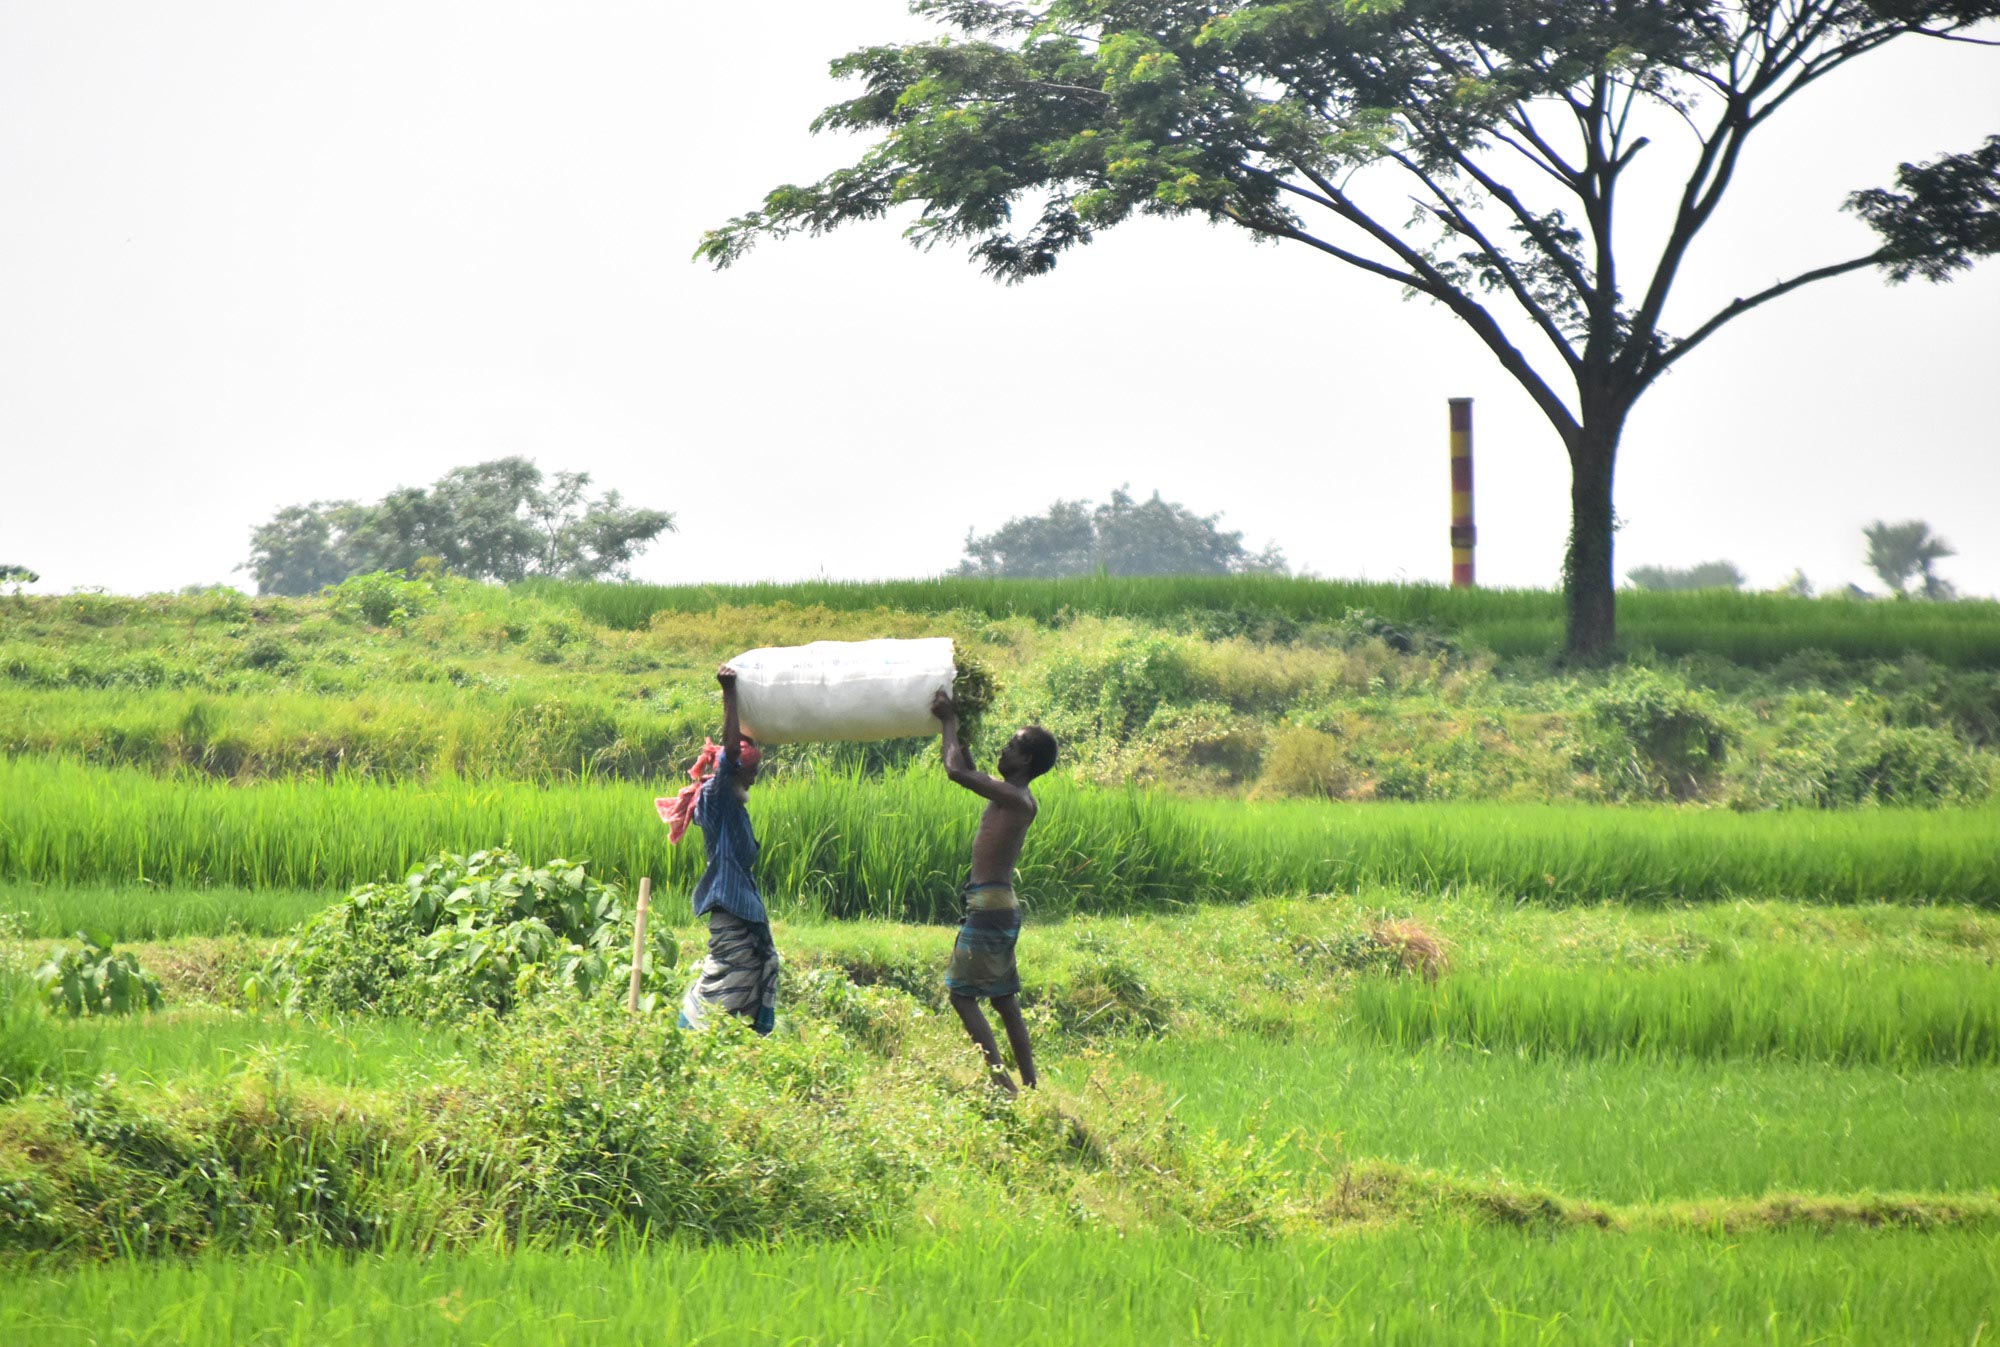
1448,398,1475,588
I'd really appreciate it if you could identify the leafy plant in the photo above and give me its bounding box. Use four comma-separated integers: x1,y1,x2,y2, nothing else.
33,932,163,1017
252,848,677,1017
1575,671,1737,800
325,570,434,627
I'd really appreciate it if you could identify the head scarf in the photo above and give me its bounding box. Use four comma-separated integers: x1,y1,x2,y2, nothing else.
656,738,762,844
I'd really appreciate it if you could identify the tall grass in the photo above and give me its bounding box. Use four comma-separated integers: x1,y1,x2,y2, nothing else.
7,1227,1997,1346
1122,1035,2000,1204
0,884,330,939
0,966,101,1101
78,1010,461,1088
1346,958,2000,1066
2,760,1995,910
530,576,2000,666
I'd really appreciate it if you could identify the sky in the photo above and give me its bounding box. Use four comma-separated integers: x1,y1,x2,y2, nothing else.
2,2,1997,599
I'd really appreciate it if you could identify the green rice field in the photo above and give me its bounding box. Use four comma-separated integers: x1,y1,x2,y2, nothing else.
5,759,1995,911
535,575,2000,666
5,1226,1997,1346
6,579,2000,1342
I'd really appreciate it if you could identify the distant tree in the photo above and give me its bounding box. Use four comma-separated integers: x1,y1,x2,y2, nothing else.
957,487,1286,578
1864,520,1957,599
0,564,38,597
1774,569,1815,599
701,0,2000,659
243,458,674,596
1626,561,1746,592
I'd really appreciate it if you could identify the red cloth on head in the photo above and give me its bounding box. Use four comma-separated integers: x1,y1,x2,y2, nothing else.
655,739,759,844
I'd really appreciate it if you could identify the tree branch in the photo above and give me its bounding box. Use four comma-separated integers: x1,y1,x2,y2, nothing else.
1256,163,1582,439
1649,251,1886,377
1383,148,1582,369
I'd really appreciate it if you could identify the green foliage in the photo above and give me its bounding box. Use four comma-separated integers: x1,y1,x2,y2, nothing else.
13,1227,2000,1345
0,918,104,1100
3,580,1999,810
1255,726,1347,799
1574,671,1736,800
32,934,163,1018
1863,518,1958,599
1627,561,1746,592
956,487,1286,578
1348,959,2000,1068
254,849,675,1017
244,458,674,595
6,759,1997,909
533,576,2000,668
325,570,435,627
1729,696,1995,809
1042,632,1196,739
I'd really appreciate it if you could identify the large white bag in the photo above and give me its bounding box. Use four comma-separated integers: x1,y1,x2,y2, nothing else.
730,637,955,744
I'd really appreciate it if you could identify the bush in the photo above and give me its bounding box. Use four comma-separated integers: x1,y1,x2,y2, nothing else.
1256,727,1348,799
1042,634,1196,740
326,571,433,627
1574,671,1737,800
1729,696,1995,809
1128,702,1266,785
253,848,677,1017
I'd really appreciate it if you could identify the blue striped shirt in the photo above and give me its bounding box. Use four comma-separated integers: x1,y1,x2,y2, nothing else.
690,751,766,925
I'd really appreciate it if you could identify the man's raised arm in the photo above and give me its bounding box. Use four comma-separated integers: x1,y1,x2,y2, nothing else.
718,664,742,758
931,690,1018,803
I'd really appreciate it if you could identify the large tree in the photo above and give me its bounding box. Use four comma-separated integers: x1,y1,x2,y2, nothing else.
244,458,674,595
1863,518,1956,598
699,0,2000,657
958,486,1289,575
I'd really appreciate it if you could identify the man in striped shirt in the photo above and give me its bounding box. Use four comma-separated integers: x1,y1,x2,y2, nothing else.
677,664,780,1034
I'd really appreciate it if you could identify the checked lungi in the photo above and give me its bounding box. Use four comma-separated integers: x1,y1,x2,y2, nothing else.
679,909,780,1035
944,881,1022,1000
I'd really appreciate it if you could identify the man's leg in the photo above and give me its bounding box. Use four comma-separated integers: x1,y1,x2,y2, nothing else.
950,993,1017,1094
991,993,1038,1089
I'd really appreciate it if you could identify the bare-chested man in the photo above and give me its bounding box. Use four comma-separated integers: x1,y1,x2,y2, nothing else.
931,689,1059,1094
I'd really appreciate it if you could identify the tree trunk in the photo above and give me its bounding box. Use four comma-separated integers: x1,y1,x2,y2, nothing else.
1563,424,1620,662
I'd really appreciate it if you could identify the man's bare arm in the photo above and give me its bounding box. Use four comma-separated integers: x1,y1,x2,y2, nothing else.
718,665,742,757
932,690,1027,806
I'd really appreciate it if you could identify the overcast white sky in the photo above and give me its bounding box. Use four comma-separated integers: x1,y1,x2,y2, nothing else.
3,2,1996,599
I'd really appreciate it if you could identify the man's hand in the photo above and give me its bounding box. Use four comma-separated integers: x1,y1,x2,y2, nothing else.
717,664,738,688
931,689,955,723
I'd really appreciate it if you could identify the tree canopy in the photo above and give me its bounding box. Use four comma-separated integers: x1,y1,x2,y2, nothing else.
957,486,1288,577
243,459,674,596
1627,560,1746,591
701,0,2000,656
1864,518,1957,599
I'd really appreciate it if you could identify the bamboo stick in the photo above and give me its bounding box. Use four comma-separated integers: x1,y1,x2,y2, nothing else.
627,876,652,1012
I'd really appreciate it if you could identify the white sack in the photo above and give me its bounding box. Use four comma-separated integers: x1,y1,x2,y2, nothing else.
730,637,955,745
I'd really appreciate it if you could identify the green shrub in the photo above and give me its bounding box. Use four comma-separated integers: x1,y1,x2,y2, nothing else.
1043,634,1196,739
326,571,433,627
1127,702,1266,785
1574,671,1737,800
1256,727,1347,799
1730,696,1996,809
32,934,163,1018
253,849,677,1017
